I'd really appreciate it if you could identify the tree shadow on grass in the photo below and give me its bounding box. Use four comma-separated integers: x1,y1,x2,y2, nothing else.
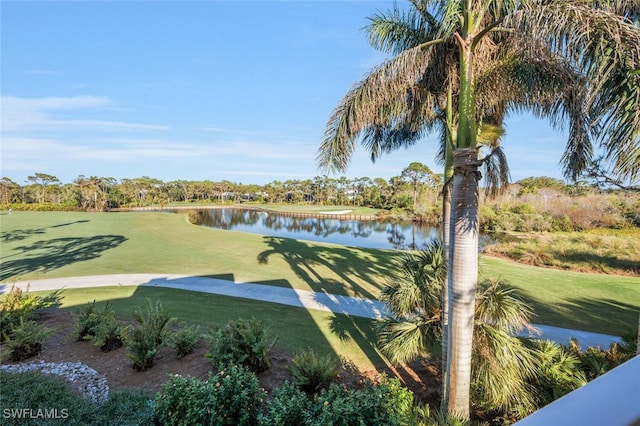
0,235,127,281
329,314,442,404
1,220,91,243
521,295,640,337
257,236,399,300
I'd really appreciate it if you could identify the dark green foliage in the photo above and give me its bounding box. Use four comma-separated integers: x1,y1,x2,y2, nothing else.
258,381,310,426
0,285,61,342
92,306,124,352
1,318,53,361
167,321,201,358
0,370,155,426
125,299,175,371
204,317,277,373
287,349,339,395
524,339,587,407
305,376,413,426
73,300,102,341
567,339,633,381
154,364,265,426
94,390,155,425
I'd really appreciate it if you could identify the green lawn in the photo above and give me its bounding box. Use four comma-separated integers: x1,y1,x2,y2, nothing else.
480,256,640,336
1,211,638,337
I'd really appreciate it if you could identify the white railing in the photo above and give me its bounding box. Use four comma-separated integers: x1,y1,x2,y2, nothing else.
515,355,640,425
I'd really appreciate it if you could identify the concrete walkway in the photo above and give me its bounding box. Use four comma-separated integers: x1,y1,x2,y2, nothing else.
1,274,622,348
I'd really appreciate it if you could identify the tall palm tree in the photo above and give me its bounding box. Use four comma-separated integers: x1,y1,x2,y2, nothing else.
318,1,639,418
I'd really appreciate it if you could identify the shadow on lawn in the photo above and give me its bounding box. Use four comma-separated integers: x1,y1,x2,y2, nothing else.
257,236,398,300
1,220,91,243
256,236,440,397
522,295,640,337
0,235,127,281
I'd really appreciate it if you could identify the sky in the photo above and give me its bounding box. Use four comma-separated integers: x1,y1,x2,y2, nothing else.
1,0,571,186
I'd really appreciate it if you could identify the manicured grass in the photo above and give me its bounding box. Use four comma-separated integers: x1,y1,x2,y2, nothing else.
0,211,398,299
1,211,638,336
481,256,640,336
34,286,388,371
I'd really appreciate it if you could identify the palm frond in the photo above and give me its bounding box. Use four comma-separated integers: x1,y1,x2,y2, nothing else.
471,323,538,416
482,145,511,199
505,1,640,180
317,42,448,173
366,2,437,55
474,278,532,335
375,316,440,364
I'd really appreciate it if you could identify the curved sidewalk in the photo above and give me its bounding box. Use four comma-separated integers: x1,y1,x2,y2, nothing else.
1,274,622,348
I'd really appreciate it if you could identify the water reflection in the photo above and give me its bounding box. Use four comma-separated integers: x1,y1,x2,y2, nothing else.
192,208,438,250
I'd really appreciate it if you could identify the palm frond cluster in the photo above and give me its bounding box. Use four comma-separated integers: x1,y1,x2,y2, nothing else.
375,240,635,418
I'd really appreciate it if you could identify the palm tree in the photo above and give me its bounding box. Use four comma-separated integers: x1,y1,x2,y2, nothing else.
318,1,639,418
376,241,539,417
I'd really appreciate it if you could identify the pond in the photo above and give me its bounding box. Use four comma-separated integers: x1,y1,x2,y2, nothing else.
191,208,439,250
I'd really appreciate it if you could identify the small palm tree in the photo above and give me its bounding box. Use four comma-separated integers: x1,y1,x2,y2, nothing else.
376,240,539,417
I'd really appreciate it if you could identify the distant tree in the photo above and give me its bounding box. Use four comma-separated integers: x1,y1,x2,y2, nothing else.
26,173,60,203
0,178,21,204
401,162,437,213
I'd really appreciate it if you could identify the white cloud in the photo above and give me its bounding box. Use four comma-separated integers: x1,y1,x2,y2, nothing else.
0,95,167,133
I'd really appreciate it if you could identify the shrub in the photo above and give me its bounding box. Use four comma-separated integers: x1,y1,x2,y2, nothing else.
306,376,413,426
2,318,54,361
167,321,201,359
125,299,175,371
0,285,61,342
92,308,124,352
258,381,310,426
154,364,266,426
93,390,155,425
567,339,633,381
73,300,102,341
288,349,339,395
204,317,277,373
525,339,586,407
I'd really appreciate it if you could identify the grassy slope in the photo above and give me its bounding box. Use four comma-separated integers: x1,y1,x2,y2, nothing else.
1,211,638,336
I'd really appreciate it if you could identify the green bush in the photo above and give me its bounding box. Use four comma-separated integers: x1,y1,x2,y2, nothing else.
1,318,54,361
125,299,175,371
525,339,586,407
73,300,102,341
305,376,413,426
92,308,124,352
168,321,201,359
258,381,310,426
93,389,155,425
0,285,61,342
204,317,277,373
287,349,339,395
154,364,266,426
567,339,633,381
0,370,89,425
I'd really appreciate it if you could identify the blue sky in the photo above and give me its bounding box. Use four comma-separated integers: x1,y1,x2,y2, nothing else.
1,1,570,186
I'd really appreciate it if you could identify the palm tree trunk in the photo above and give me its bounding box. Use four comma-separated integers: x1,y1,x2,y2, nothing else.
440,180,451,410
446,147,481,418
440,83,455,411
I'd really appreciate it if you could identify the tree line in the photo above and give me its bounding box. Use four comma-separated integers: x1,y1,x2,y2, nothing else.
0,163,444,213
